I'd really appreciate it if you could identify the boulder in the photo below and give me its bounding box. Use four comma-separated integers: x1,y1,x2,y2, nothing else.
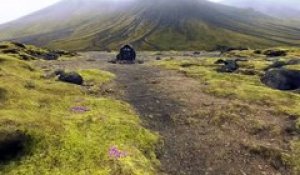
263,50,287,57
261,69,300,90
216,60,239,73
57,71,83,85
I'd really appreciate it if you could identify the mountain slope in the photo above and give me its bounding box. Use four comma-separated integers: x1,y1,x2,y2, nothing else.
221,0,300,19
0,0,300,51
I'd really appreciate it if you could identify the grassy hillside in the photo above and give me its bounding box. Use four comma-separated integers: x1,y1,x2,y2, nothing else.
0,42,159,174
0,0,300,51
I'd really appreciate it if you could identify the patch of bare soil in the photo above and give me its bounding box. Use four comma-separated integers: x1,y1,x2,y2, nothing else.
36,52,295,175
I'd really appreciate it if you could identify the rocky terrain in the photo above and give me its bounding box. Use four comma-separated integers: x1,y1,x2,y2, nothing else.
0,42,296,174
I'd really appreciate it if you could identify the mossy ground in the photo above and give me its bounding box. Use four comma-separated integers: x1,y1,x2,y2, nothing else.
0,53,159,174
152,50,300,173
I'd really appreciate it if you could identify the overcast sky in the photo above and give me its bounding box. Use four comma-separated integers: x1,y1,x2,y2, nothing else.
0,0,60,24
0,0,222,24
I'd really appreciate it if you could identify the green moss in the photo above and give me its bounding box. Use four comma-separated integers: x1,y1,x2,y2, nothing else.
0,54,159,174
78,69,115,86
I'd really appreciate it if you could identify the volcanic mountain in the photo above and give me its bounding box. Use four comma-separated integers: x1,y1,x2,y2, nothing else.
0,0,300,51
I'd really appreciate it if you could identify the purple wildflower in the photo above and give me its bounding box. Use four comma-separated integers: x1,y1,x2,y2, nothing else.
71,106,90,113
109,146,127,159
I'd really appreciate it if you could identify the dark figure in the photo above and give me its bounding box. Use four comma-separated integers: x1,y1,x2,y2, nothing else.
117,45,136,61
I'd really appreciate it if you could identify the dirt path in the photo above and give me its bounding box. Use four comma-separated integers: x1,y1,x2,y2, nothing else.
37,52,294,175
104,64,292,175
106,65,207,174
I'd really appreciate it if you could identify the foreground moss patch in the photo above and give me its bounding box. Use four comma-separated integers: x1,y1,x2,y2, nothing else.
0,54,159,174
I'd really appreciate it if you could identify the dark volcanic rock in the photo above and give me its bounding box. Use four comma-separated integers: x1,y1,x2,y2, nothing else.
58,71,83,85
261,69,300,90
216,60,239,73
263,50,287,57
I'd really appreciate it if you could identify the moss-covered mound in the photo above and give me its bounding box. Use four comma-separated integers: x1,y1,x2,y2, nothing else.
0,52,159,174
0,42,76,61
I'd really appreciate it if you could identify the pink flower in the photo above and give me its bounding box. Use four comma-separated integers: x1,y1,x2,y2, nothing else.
71,106,90,113
109,146,127,159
